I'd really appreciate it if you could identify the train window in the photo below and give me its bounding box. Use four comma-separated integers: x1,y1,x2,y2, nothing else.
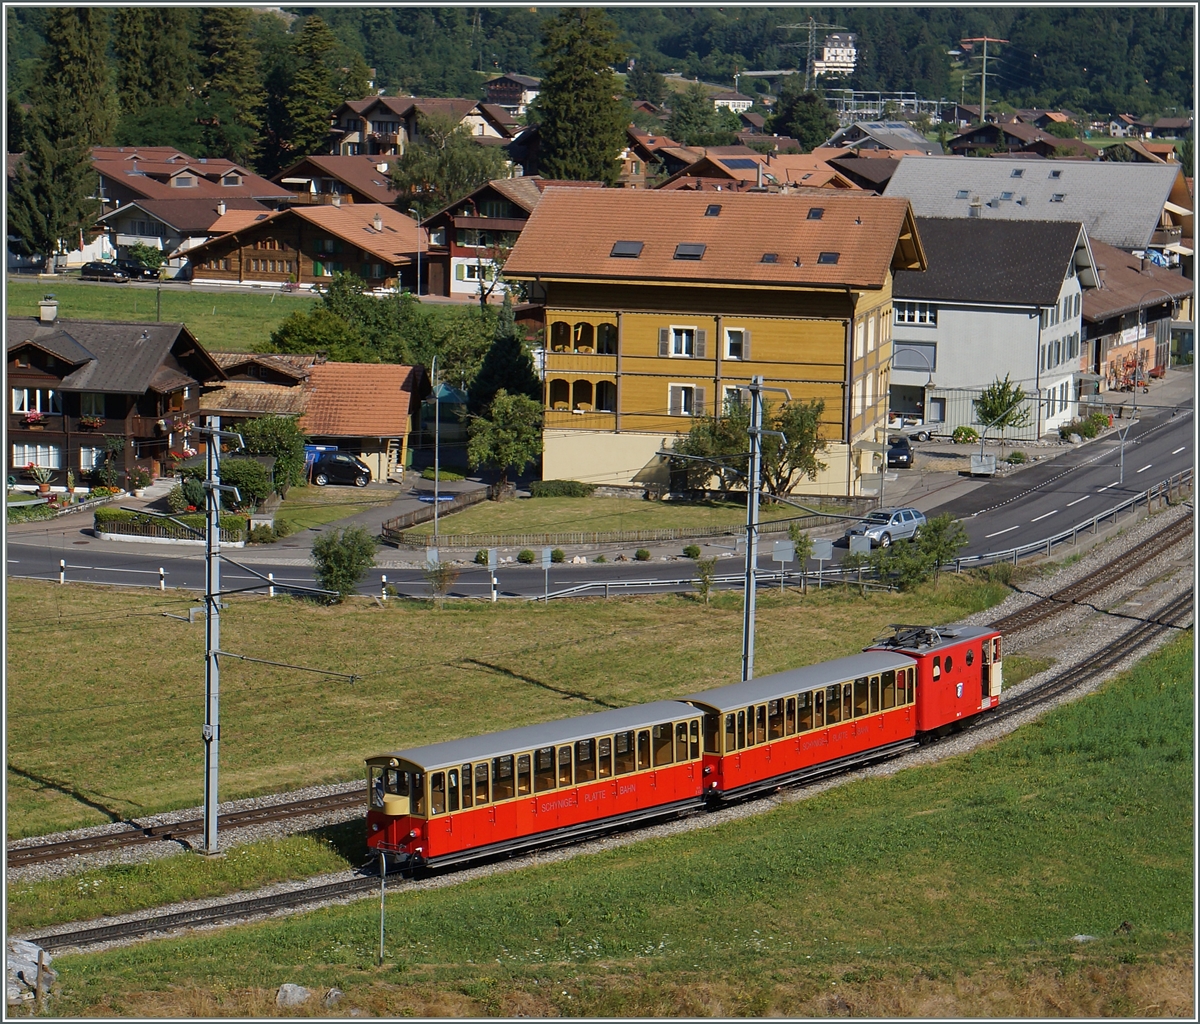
493,755,515,802
535,746,556,792
690,719,700,759
724,714,736,753
965,648,975,667
517,755,532,795
410,772,425,816
767,701,783,739
785,697,796,735
705,713,721,754
881,670,896,709
992,637,1002,662
869,675,880,713
945,655,953,673
853,677,869,717
737,710,747,748
385,769,405,796
598,737,613,778
431,772,446,815
813,689,825,728
982,642,992,665
558,745,573,787
615,731,636,774
798,692,813,732
448,769,460,812
370,767,385,808
473,763,489,805
461,764,473,808
755,705,767,744
653,724,674,766
842,683,853,722
932,656,941,680
825,686,841,725
676,721,688,761
576,738,597,782
637,730,651,770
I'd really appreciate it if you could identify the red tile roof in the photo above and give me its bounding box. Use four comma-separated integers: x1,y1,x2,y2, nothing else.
505,188,924,290
273,155,399,204
299,362,417,437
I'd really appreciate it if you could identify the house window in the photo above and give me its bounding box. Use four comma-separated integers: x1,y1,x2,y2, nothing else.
428,227,446,246
81,393,105,417
13,443,61,469
12,388,62,415
173,174,196,188
669,384,704,417
596,323,618,355
479,200,512,218
671,327,695,357
1073,293,1080,317
221,174,241,186
629,160,641,175
725,328,747,360
894,302,937,325
80,446,103,470
893,341,936,373
595,380,617,412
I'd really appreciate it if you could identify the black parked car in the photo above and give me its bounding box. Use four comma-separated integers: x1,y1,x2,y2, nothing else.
79,261,128,282
311,452,372,487
114,259,159,281
886,435,914,469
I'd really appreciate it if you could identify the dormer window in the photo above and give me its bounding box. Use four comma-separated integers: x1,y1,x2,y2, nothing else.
173,174,196,188
807,208,824,220
221,174,241,186
674,243,706,260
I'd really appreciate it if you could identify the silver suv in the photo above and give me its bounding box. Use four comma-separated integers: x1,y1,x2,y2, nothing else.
844,506,926,548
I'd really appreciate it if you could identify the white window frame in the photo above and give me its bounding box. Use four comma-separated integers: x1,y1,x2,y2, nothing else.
669,382,696,416
670,326,695,358
12,388,62,414
894,301,937,326
722,385,743,410
80,446,104,470
725,327,745,360
13,443,62,469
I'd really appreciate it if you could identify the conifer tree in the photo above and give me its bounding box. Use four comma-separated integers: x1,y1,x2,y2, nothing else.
38,7,118,145
468,295,541,414
285,15,345,159
112,8,153,116
533,8,627,185
200,7,265,166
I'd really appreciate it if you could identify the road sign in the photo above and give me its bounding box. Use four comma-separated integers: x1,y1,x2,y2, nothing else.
426,547,439,566
542,547,553,569
849,535,872,555
487,548,498,570
772,540,794,562
811,539,833,561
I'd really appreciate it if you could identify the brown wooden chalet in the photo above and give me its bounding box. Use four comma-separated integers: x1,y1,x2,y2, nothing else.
272,155,400,207
7,298,224,489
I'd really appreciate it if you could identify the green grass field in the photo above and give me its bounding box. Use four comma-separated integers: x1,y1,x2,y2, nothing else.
36,635,1195,1017
271,484,396,535
6,279,316,352
6,574,1011,840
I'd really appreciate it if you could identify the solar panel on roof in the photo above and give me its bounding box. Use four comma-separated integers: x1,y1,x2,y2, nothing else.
720,158,760,169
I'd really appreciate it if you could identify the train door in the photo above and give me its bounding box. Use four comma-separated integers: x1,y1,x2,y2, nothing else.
981,636,1003,697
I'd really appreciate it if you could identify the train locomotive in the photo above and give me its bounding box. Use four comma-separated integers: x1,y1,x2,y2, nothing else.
366,624,1002,871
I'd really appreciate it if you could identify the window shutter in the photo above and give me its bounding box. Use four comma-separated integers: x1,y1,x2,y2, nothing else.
455,263,466,280
741,329,752,361
693,387,707,417
695,329,707,358
668,385,681,416
659,328,670,357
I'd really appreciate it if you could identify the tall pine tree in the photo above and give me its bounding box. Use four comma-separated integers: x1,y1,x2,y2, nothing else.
533,8,627,185
200,7,265,166
38,7,118,145
468,295,541,414
112,8,153,117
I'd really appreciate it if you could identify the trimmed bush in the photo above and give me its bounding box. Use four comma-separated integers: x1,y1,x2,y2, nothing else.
683,544,701,559
1006,451,1027,465
951,426,979,444
8,502,56,524
635,548,651,561
551,548,566,563
93,506,247,540
166,484,188,513
474,549,489,565
249,524,277,544
422,467,466,482
530,479,597,498
517,549,536,564
182,477,205,510
218,458,272,509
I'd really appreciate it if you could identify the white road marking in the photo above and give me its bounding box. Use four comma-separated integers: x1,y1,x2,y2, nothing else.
1172,446,1186,455
1066,495,1090,507
1030,510,1059,523
985,525,1021,539
1098,482,1120,491
1136,463,1152,474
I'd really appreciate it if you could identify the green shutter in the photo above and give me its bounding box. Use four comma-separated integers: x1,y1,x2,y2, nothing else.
455,263,466,281
313,261,324,276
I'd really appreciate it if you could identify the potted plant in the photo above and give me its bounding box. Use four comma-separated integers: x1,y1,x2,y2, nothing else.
22,410,45,429
79,414,105,430
128,467,151,498
28,463,53,494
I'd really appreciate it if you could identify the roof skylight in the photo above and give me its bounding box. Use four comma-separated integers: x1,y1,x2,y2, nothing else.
704,204,722,217
610,240,644,257
674,242,706,260
807,208,825,220
817,251,840,265
761,253,778,263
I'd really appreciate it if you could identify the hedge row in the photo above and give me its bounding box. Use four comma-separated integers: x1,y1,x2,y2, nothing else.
94,506,247,538
529,480,597,498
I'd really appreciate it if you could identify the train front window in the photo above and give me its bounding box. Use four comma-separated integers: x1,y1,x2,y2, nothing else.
932,656,941,680
637,730,651,770
493,755,515,802
825,686,841,725
690,719,700,759
448,769,460,812
882,670,896,709
430,771,446,815
535,746,556,791
992,637,1002,662
370,767,384,808
461,764,473,808
652,723,674,766
965,648,975,667
558,745,573,787
517,754,532,794
615,731,636,774
598,737,613,778
473,763,489,805
705,713,720,754
576,738,597,782
853,677,869,717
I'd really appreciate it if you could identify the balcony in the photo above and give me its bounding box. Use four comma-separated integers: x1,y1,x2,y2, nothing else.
544,409,618,431
544,352,618,372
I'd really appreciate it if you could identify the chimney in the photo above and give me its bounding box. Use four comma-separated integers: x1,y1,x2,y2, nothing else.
373,213,383,232
968,196,983,218
216,200,226,216
331,194,341,207
38,295,58,324
756,161,763,188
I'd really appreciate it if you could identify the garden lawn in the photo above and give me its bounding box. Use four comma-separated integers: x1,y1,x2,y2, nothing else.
271,485,397,535
6,280,316,352
7,574,1009,840
40,635,1195,1018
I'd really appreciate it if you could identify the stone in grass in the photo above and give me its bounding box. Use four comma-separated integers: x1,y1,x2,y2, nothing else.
276,983,312,1007
1069,433,1083,444
324,988,344,1006
1072,934,1097,943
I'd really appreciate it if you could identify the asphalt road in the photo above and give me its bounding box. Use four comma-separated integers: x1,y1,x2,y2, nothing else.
8,400,1191,599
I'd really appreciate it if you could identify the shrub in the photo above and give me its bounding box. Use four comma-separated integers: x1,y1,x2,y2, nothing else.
635,548,651,561
474,549,489,565
311,525,378,599
8,502,56,524
423,561,460,606
551,548,565,563
182,477,206,509
421,466,466,482
683,544,701,559
1006,451,1027,465
593,554,607,563
693,556,717,604
273,518,295,538
951,426,979,444
1088,410,1111,434
249,524,277,544
218,458,272,509
93,506,247,540
980,560,1015,585
530,480,597,498
128,467,151,489
517,549,536,564
166,484,188,512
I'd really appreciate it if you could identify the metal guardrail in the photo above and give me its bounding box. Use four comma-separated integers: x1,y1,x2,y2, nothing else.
534,566,894,602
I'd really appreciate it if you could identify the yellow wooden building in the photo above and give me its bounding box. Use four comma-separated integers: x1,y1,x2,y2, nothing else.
504,189,926,494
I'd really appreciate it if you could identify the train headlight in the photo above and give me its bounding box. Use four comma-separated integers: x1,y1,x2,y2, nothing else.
702,766,712,776
407,830,418,839
371,824,379,832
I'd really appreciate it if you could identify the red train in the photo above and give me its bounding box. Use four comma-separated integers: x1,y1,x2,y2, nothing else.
366,624,1003,870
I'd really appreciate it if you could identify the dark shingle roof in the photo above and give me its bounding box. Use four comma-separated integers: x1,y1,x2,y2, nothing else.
1083,239,1194,322
893,218,1086,306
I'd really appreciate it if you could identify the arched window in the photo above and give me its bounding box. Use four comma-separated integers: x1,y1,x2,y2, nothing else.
548,379,570,410
597,323,617,355
595,380,616,412
573,322,594,352
550,322,570,352
572,379,593,410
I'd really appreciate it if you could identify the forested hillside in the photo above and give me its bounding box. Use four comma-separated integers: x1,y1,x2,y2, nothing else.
7,6,1192,175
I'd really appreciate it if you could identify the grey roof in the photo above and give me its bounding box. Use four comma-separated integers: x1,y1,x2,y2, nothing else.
6,318,213,393
885,155,1184,249
827,122,942,154
377,700,697,770
680,652,913,712
894,218,1087,305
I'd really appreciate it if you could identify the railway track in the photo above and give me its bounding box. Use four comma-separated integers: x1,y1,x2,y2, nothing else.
990,513,1193,633
26,586,1193,954
7,788,366,869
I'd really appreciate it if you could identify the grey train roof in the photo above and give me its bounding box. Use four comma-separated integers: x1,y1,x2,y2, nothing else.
376,700,698,770
870,623,996,654
681,651,914,712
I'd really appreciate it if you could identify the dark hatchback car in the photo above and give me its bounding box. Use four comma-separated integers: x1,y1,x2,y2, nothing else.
887,435,914,469
114,259,158,281
311,452,372,487
79,261,128,282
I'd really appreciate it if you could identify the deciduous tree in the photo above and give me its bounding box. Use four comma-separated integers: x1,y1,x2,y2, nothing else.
973,373,1031,456
388,112,507,218
467,389,543,490
311,525,378,600
770,79,838,153
238,415,309,496
666,83,741,146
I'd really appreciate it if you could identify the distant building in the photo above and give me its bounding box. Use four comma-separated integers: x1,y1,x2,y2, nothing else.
813,33,858,77
711,90,754,114
483,73,541,116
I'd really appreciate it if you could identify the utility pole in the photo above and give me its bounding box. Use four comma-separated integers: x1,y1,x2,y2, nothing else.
432,355,440,546
741,377,764,682
961,37,1008,125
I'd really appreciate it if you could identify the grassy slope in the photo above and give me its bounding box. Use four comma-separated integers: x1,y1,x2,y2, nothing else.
44,635,1194,1018
6,576,1009,839
271,484,397,534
